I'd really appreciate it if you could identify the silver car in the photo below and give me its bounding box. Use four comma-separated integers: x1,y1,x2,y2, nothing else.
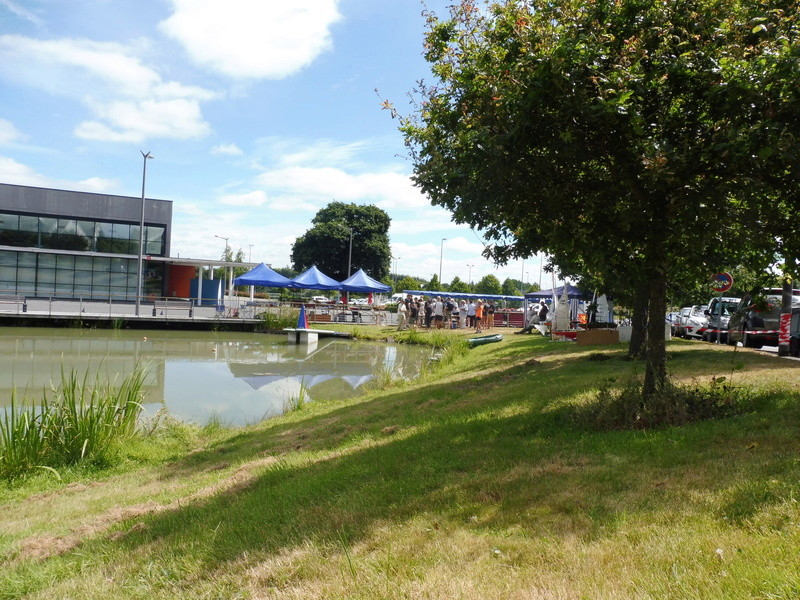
681,305,709,339
702,296,741,343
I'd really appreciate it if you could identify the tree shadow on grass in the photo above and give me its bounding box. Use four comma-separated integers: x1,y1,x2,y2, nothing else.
152,337,798,484
71,347,800,588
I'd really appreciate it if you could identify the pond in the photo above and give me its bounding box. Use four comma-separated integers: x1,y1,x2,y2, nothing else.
0,328,432,426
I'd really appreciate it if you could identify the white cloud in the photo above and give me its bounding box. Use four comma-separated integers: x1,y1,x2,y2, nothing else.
0,0,43,27
160,0,342,79
219,190,267,206
0,118,26,144
0,35,216,143
211,143,244,156
256,166,430,210
275,139,367,168
0,155,117,192
76,98,212,143
171,202,308,266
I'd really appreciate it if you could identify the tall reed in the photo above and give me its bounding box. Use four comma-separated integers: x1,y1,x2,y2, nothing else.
283,378,310,413
52,367,144,465
0,392,50,481
0,367,146,482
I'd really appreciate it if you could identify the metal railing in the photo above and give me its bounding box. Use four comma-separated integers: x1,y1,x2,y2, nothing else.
0,289,399,324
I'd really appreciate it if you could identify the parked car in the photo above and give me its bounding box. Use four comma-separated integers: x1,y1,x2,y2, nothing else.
311,296,330,303
791,307,800,357
702,296,741,343
681,305,709,339
727,288,800,348
673,307,693,337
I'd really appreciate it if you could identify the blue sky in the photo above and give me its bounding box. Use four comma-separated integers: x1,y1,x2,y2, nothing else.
0,0,547,288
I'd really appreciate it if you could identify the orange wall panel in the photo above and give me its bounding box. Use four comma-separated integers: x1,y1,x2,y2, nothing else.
168,265,195,298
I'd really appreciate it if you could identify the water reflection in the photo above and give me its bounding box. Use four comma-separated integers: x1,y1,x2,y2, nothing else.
0,328,430,426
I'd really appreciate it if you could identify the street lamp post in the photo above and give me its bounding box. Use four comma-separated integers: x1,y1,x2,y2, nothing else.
215,235,229,301
468,264,474,288
248,244,253,263
439,238,447,288
135,151,153,317
347,227,353,277
538,256,543,289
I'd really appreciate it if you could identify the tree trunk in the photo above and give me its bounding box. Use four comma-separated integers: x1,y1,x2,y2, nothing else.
627,279,649,358
643,264,668,398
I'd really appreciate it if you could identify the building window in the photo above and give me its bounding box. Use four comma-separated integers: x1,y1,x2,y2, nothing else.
0,212,166,258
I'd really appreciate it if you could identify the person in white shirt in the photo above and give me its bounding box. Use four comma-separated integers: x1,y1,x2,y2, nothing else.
396,300,407,330
432,297,445,329
467,300,477,328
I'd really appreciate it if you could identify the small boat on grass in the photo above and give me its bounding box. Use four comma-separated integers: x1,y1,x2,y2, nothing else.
466,333,503,347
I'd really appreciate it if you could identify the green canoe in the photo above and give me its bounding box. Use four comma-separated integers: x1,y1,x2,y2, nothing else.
466,333,504,347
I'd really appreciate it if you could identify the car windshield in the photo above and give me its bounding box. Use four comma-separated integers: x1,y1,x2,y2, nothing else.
719,300,739,315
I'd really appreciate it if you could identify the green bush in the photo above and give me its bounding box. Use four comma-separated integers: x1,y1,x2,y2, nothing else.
571,375,761,430
258,309,299,330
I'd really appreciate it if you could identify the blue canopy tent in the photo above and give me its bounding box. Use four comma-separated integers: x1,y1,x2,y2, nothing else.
340,269,391,294
289,266,342,290
233,263,293,287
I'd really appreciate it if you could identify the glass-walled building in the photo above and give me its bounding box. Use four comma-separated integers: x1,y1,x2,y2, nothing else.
0,183,172,300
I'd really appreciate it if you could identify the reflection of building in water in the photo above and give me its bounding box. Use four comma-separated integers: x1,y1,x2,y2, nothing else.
0,331,165,404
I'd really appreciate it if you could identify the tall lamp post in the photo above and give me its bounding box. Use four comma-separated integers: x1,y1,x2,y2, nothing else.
337,224,354,303
468,264,474,288
214,235,229,300
135,151,153,317
538,255,544,289
347,227,353,277
439,238,447,288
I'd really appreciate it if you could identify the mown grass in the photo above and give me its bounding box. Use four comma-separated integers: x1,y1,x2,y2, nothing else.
1,335,799,599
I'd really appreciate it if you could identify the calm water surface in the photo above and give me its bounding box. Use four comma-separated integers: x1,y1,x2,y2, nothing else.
0,328,431,426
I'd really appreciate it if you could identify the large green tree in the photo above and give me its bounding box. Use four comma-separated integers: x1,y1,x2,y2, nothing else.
449,276,471,293
395,275,424,295
501,277,520,296
402,0,800,399
291,202,392,281
475,274,502,295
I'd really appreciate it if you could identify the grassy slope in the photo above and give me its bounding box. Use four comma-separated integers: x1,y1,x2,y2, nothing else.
1,332,800,599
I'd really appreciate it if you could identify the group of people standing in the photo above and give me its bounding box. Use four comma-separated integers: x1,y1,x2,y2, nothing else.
396,295,496,333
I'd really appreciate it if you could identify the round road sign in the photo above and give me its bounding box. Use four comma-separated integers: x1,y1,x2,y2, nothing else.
711,272,734,293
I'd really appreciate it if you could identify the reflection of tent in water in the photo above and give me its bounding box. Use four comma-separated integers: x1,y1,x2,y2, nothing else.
341,375,374,389
239,373,373,392
226,338,426,404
